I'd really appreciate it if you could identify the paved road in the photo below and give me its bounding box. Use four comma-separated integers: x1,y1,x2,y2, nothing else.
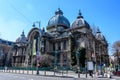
0,72,74,80
0,72,120,80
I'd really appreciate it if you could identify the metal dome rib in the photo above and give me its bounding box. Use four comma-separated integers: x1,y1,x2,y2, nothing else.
47,8,70,29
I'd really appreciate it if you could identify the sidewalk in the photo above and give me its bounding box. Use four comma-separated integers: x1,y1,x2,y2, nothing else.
1,69,119,79
111,75,120,79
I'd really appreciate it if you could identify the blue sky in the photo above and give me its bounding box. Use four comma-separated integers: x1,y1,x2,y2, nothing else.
0,0,120,54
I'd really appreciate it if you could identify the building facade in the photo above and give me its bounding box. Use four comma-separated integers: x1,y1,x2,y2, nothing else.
0,39,14,66
0,8,109,69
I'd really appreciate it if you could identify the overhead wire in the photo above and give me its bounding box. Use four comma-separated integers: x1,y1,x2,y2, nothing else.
6,0,32,24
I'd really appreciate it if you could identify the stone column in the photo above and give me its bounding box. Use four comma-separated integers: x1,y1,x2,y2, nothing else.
60,53,63,67
55,43,58,50
46,41,49,52
68,39,71,51
66,53,68,66
61,41,63,51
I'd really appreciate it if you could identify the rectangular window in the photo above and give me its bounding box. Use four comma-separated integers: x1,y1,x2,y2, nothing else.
53,43,55,51
64,40,67,50
58,42,61,50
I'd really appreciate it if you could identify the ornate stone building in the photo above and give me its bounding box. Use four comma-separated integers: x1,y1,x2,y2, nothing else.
12,31,28,67
0,8,109,68
0,39,14,66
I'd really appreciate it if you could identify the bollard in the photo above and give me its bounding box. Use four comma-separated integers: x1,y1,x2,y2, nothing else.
27,70,29,74
54,69,55,76
8,69,10,73
19,68,20,74
66,70,68,76
28,70,29,74
86,68,87,78
62,69,63,76
15,69,16,73
77,67,80,78
22,70,24,74
54,71,55,76
32,70,33,75
12,69,13,73
45,70,46,76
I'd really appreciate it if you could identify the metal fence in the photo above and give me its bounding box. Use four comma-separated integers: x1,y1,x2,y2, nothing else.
0,66,79,78
0,66,95,78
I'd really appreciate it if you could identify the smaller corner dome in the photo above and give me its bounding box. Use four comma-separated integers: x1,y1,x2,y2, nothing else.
47,8,70,29
71,10,90,29
95,28,105,41
16,31,28,44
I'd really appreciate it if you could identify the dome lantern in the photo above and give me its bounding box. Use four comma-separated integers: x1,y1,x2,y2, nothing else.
55,8,63,15
77,10,83,19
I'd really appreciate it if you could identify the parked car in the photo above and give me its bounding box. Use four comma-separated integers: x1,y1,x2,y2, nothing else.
113,71,120,76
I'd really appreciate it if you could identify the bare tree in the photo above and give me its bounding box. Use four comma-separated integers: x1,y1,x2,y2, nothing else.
91,24,97,35
112,40,120,56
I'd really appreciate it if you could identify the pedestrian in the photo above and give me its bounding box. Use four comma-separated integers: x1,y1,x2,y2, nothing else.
89,70,93,78
96,70,98,78
107,67,111,78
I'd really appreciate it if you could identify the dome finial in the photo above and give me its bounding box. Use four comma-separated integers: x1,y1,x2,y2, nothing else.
42,27,45,32
77,10,83,19
78,10,82,15
55,8,63,15
32,22,35,27
21,30,25,36
58,7,60,10
96,27,101,33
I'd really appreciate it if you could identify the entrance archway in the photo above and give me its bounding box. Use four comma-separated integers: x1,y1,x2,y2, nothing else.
27,27,41,67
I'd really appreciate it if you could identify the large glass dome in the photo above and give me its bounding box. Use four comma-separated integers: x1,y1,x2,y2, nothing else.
47,8,70,29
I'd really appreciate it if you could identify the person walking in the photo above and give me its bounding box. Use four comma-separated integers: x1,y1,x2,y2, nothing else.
107,67,111,78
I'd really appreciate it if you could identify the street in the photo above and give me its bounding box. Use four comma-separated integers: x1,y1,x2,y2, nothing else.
0,72,73,80
0,72,120,80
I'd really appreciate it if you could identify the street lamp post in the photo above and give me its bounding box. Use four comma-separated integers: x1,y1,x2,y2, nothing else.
36,50,40,75
33,21,41,75
117,49,119,71
54,50,58,75
32,21,41,29
55,50,58,66
99,44,103,76
76,49,80,78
